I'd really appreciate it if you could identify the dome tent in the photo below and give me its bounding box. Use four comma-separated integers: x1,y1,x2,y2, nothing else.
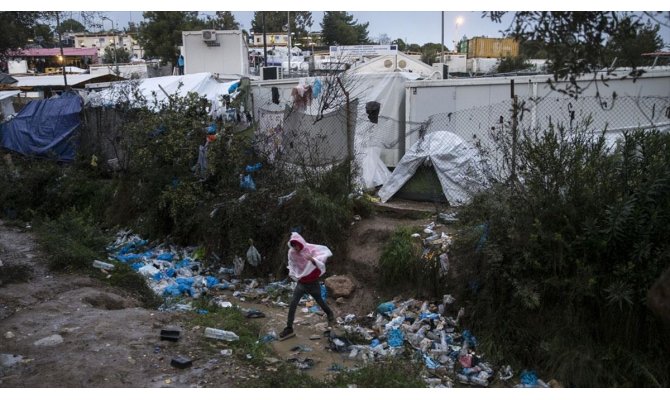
377,130,489,205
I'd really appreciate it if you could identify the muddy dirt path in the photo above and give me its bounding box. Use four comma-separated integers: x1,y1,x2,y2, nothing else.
0,212,435,388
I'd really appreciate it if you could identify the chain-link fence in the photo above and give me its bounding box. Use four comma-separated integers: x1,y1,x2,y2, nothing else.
402,94,670,182
250,73,670,194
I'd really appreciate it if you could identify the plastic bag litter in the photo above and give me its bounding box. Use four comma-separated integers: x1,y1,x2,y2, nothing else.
240,174,256,191
246,240,261,267
376,302,395,315
233,256,245,276
387,328,404,348
423,354,439,369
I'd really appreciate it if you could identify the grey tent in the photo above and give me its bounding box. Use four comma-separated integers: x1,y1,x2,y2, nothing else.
0,73,18,85
377,131,489,205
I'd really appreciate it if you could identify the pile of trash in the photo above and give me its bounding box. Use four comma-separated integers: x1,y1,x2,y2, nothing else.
102,227,551,388
102,230,279,305
323,295,491,387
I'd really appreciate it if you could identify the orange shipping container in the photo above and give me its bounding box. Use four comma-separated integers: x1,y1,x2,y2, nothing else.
467,37,519,59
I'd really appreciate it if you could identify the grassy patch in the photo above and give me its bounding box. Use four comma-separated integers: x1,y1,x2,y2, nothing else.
329,358,426,387
36,208,109,272
106,263,162,308
187,300,271,364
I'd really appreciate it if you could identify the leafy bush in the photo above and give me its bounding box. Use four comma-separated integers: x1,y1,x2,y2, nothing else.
453,124,670,387
36,208,109,272
378,226,442,297
106,263,162,308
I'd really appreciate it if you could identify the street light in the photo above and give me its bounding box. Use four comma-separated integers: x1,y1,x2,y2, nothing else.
101,16,118,75
454,16,464,53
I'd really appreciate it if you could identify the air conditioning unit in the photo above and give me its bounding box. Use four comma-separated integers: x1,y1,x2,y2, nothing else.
262,66,282,80
202,30,217,42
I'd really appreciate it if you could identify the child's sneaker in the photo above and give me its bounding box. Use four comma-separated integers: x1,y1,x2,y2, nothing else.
279,327,295,341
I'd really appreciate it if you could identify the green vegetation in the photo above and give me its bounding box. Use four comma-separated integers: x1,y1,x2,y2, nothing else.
452,124,670,387
379,226,443,297
244,357,425,388
1,85,359,311
36,208,109,272
188,301,270,363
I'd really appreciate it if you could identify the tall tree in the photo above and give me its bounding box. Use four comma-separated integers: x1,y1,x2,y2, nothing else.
0,12,43,59
250,12,313,43
393,38,406,51
320,11,369,45
376,33,391,45
34,24,56,47
486,11,668,96
420,43,444,64
102,46,131,64
211,11,239,30
605,20,663,68
139,11,204,65
58,18,86,33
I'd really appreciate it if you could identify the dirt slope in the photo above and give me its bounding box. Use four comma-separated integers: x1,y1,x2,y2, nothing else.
0,207,436,387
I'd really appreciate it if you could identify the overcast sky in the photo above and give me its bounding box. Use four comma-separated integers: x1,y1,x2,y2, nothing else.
15,1,670,49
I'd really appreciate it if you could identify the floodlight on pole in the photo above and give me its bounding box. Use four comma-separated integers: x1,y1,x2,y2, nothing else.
101,16,118,75
455,16,464,53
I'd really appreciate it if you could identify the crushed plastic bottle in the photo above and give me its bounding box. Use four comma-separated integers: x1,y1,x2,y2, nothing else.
92,260,115,270
204,327,239,341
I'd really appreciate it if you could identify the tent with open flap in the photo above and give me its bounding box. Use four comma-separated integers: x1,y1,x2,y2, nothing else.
377,130,490,205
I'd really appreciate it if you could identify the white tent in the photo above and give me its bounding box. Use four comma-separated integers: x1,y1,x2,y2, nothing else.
0,90,21,121
86,73,239,117
348,51,441,80
377,130,489,205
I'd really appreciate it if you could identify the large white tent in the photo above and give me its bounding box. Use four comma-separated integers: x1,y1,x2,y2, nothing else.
377,130,490,205
86,73,239,116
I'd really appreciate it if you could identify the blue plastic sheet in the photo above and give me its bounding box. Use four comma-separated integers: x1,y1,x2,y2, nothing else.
205,276,219,287
376,302,395,315
387,328,404,348
245,162,262,172
423,354,439,369
240,174,256,190
420,312,441,320
157,253,174,261
520,370,538,386
462,330,478,348
0,92,81,161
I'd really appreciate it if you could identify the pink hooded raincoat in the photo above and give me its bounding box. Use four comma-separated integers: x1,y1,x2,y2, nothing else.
287,232,332,282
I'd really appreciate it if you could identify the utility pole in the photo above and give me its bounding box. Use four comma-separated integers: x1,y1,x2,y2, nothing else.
262,12,267,69
102,16,118,75
287,11,291,78
441,12,445,64
56,12,68,88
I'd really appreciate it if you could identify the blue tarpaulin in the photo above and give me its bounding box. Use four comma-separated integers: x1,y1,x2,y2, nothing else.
0,92,81,161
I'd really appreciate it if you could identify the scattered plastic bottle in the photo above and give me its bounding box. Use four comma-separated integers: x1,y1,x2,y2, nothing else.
204,327,239,341
92,260,115,270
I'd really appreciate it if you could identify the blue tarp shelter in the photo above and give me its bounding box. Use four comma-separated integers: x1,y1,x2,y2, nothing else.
0,92,81,161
